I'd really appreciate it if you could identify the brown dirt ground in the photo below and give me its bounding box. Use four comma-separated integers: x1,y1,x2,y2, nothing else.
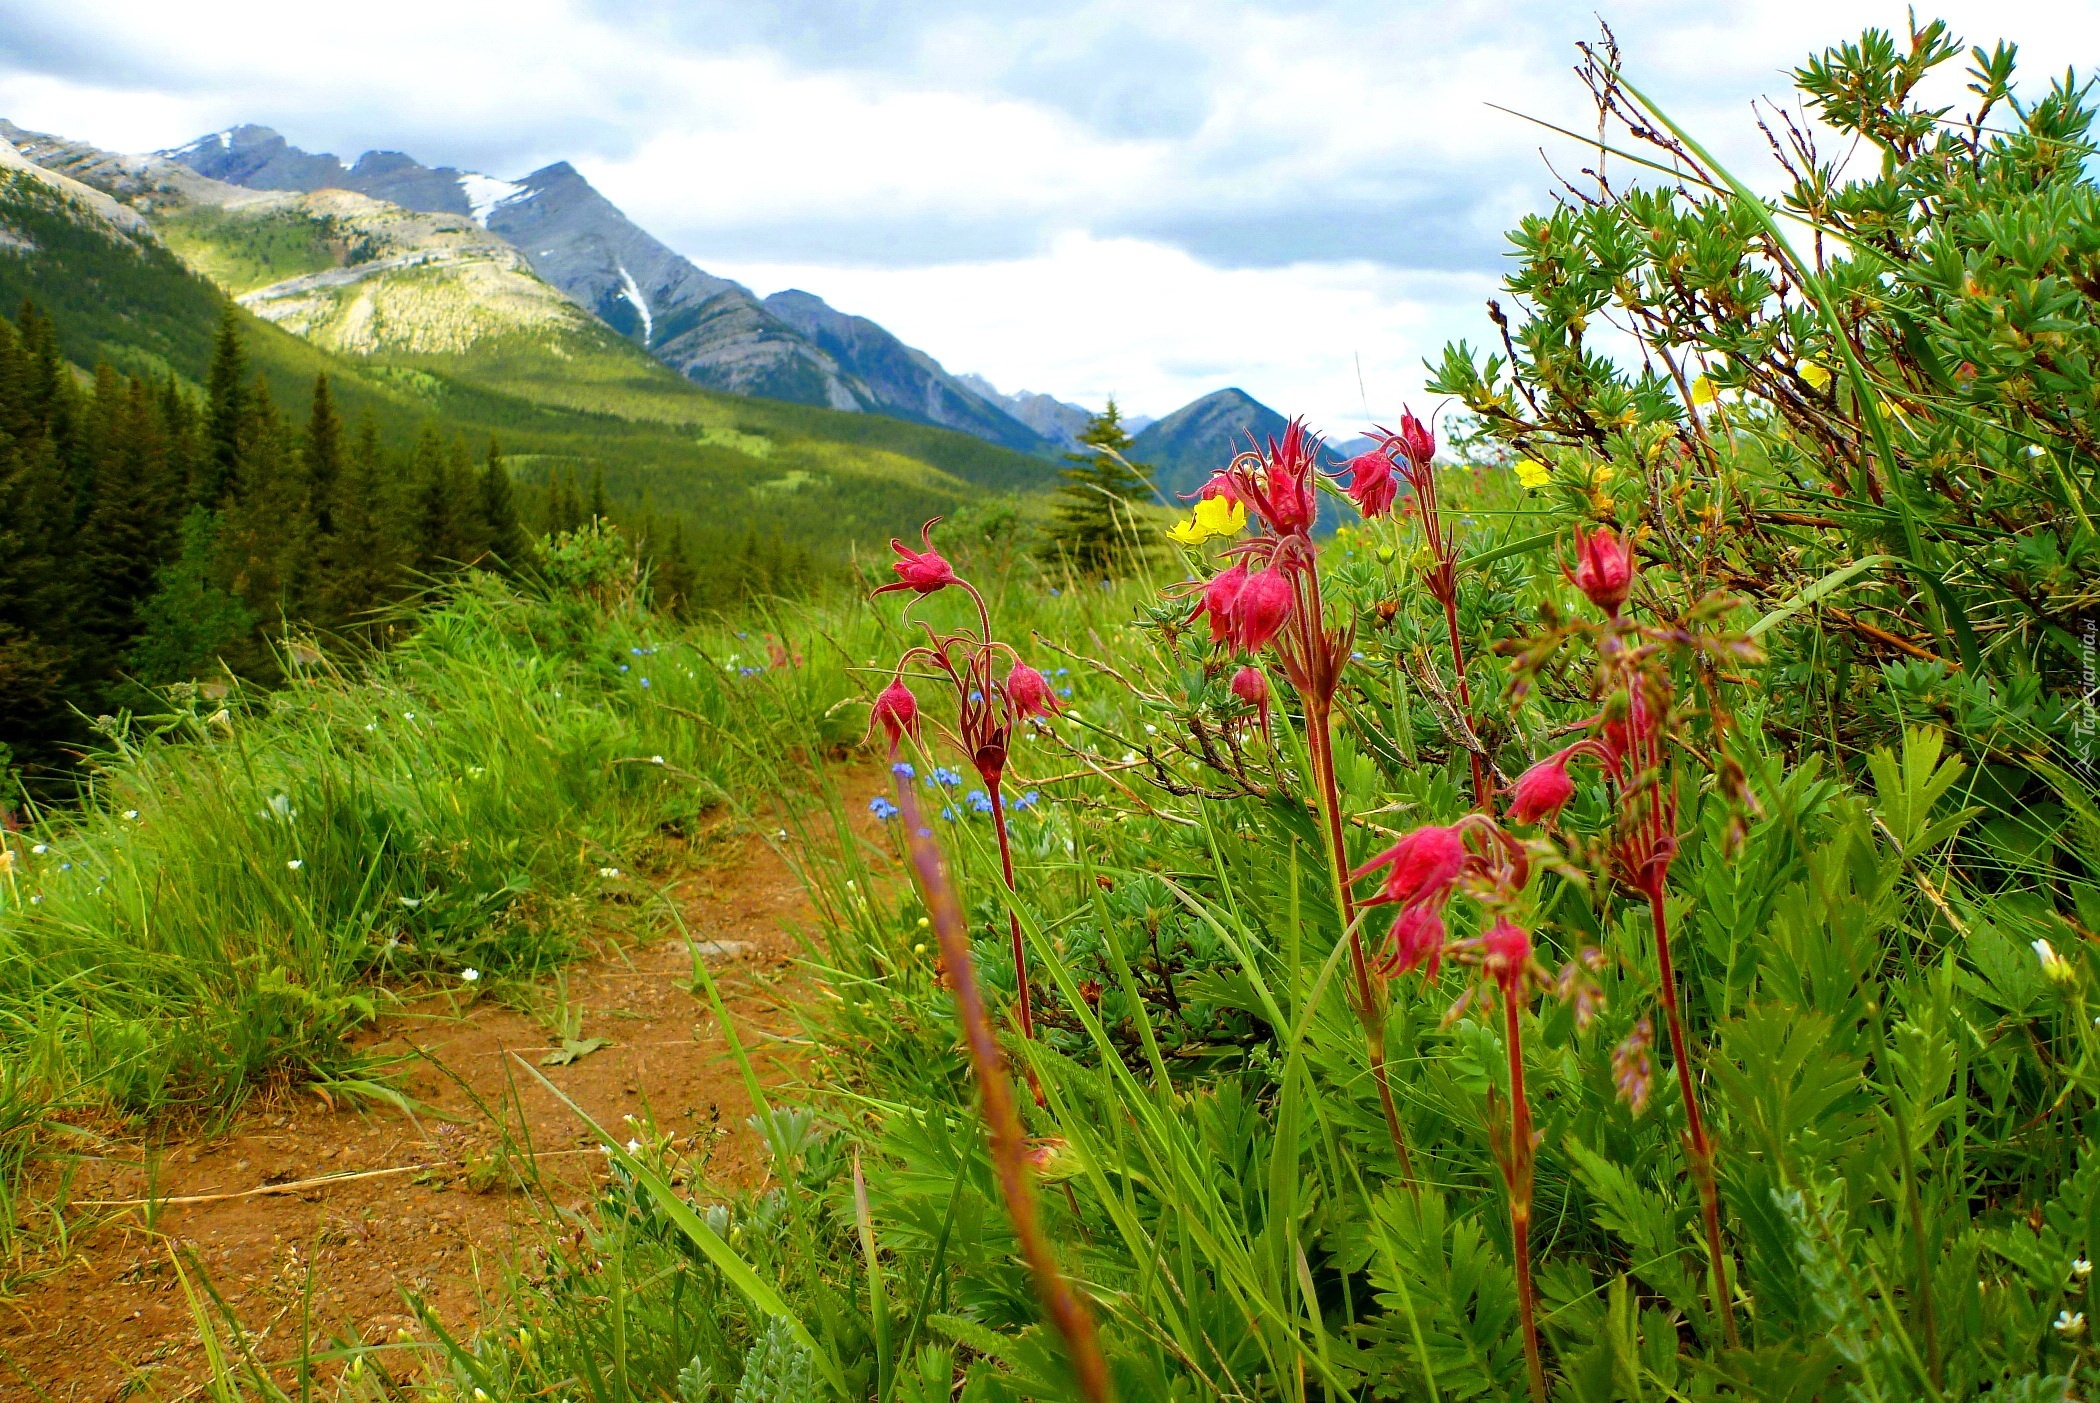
0,800,863,1403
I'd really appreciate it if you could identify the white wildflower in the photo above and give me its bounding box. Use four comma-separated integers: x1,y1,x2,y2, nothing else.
2056,1309,2086,1336
461,968,481,983
286,859,304,871
2035,938,2076,983
599,867,622,879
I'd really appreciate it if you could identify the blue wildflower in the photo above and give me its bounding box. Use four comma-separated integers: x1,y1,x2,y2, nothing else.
1058,687,1073,699
891,761,916,779
619,664,630,673
927,766,963,788
739,666,763,677
868,796,900,821
940,806,959,822
968,689,983,703
967,790,994,814
640,677,651,688
1012,789,1041,810
1054,668,1069,677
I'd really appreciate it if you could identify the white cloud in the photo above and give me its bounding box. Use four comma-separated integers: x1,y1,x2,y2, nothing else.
712,233,1495,431
1,0,2096,423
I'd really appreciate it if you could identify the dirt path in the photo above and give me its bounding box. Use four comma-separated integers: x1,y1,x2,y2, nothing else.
0,814,844,1403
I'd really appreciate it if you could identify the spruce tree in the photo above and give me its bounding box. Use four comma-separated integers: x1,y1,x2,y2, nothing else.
588,465,609,523
476,438,532,570
1045,399,1153,575
318,416,407,628
303,374,343,536
201,305,247,506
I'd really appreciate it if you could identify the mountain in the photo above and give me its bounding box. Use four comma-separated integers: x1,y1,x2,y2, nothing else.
957,374,1093,450
1,119,1059,556
761,291,1045,452
157,127,1060,452
1131,387,1346,499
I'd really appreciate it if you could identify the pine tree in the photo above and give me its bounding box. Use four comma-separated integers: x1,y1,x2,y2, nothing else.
652,518,696,616
409,427,475,574
1045,399,1153,574
476,438,532,570
216,379,310,638
129,508,255,685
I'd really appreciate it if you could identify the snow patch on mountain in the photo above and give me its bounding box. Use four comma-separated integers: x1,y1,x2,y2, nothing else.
460,173,523,228
616,264,652,344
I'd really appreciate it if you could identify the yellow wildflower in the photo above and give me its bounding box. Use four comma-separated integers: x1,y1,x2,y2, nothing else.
1690,375,1717,407
1167,494,1246,544
1800,361,1832,391
1516,459,1552,490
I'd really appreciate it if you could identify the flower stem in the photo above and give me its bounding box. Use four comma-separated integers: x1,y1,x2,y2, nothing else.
1645,876,1739,1350
1501,977,1547,1403
1304,693,1417,1186
1441,591,1491,809
895,776,1112,1402
989,780,1036,1042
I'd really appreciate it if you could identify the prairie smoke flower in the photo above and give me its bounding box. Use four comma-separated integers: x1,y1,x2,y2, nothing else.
878,522,958,596
872,678,920,747
1510,751,1577,825
1569,525,1636,616
1197,471,1250,507
1601,684,1656,762
1390,410,1435,468
1233,567,1294,650
1196,560,1250,645
1481,917,1532,990
1382,903,1447,978
1262,420,1320,534
1345,450,1398,518
1004,662,1059,720
1353,825,1467,911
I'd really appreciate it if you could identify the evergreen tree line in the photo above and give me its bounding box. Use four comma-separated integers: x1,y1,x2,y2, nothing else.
0,302,531,781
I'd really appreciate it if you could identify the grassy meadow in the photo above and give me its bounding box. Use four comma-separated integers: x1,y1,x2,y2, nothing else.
6,15,2100,1402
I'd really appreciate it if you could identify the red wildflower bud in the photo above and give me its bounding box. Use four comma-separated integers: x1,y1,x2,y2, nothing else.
1198,472,1249,506
1233,566,1294,650
1383,903,1447,979
1393,409,1435,468
1230,664,1270,737
1601,684,1655,762
1568,525,1635,616
871,677,919,747
1004,661,1058,720
1196,560,1249,646
1510,749,1577,825
1229,664,1268,710
1351,824,1466,909
881,522,958,596
1482,916,1531,990
1345,451,1398,519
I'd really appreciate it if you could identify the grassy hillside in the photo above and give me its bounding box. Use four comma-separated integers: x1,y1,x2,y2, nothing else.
0,166,1054,571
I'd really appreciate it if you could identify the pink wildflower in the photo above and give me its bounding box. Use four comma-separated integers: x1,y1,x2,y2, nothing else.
1510,750,1577,825
1004,661,1058,720
1569,525,1635,616
871,677,919,748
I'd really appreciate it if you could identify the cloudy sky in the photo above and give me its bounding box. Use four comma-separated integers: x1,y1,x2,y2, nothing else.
2,1,2094,432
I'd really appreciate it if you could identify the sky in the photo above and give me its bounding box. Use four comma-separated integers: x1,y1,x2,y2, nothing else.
2,1,2095,434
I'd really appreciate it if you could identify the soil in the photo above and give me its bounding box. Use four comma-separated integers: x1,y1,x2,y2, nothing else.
0,803,859,1403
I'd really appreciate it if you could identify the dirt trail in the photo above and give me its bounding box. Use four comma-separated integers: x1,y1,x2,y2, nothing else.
0,812,848,1403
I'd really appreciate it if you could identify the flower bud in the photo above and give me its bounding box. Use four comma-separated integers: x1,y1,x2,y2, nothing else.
1197,560,1249,646
871,677,919,747
1004,661,1058,720
1569,525,1636,615
1383,903,1447,978
1483,916,1532,989
1229,665,1269,710
1233,566,1294,650
1510,750,1577,824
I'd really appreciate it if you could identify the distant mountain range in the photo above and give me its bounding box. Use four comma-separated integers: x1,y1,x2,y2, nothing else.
1131,388,1350,500
6,116,1319,474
